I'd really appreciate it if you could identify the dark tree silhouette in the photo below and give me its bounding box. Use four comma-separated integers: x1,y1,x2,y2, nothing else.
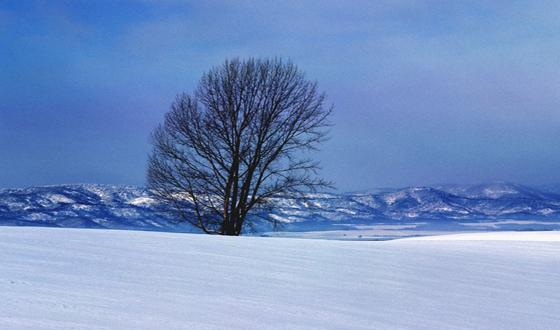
148,58,331,235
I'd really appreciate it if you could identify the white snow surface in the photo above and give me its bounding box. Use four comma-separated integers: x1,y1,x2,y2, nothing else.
1,227,559,330
407,230,560,241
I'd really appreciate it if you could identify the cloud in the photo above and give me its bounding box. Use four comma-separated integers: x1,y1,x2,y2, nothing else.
3,0,560,188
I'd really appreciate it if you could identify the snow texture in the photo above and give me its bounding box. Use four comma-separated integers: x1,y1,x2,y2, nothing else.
1,227,559,329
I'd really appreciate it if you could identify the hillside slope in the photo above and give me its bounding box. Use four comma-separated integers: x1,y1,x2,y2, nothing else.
1,183,560,234
0,227,559,329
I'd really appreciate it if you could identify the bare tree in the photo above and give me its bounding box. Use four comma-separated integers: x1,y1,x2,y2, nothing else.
148,58,331,235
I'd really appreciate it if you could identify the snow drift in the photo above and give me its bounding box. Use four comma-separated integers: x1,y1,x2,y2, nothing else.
0,227,559,329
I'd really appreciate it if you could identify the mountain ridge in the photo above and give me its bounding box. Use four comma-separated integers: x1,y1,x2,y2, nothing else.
1,183,560,232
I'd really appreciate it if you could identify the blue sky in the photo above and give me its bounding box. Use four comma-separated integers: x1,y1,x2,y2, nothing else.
1,0,560,191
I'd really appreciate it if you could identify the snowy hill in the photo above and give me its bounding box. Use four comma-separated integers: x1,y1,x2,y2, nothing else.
0,227,559,329
0,185,193,232
1,183,560,234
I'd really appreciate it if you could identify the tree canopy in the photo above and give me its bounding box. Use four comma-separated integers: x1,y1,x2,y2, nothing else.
148,58,331,235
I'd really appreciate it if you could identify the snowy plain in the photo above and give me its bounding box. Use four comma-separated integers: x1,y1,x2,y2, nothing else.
1,227,559,330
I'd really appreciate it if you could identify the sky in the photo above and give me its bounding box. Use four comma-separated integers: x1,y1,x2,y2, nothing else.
1,0,560,191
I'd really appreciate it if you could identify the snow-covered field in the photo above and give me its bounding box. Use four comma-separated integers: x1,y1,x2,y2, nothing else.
1,227,559,329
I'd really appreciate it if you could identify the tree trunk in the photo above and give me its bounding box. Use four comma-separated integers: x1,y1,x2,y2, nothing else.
222,217,238,235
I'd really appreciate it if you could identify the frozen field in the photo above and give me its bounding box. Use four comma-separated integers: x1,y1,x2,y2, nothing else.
1,227,559,329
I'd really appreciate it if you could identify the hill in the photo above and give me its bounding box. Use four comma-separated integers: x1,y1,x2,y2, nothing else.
1,227,558,329
1,183,560,236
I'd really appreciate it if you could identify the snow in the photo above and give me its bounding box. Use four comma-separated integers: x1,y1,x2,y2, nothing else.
47,194,75,204
128,196,156,206
1,227,559,329
4,184,560,233
460,220,560,229
407,230,560,241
